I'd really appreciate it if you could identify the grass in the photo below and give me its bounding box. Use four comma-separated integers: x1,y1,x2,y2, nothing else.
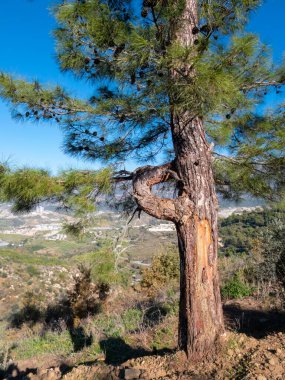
122,308,143,332
12,331,74,360
0,249,65,267
93,314,124,338
26,265,41,277
24,238,91,256
150,316,177,351
0,234,27,243
73,341,103,364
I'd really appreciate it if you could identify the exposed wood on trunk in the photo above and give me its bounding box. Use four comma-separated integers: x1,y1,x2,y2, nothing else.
170,0,225,359
132,0,225,360
170,116,224,359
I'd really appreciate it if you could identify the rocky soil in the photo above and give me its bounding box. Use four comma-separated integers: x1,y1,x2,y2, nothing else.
1,329,285,380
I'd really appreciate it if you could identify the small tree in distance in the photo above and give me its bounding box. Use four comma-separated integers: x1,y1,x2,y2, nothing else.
0,0,285,359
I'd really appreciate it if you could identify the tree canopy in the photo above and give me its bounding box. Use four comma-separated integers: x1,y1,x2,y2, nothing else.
0,0,284,209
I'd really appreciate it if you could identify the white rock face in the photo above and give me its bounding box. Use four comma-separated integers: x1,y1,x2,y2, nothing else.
148,224,176,232
218,206,263,218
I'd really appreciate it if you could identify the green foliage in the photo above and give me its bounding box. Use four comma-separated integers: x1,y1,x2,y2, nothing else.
74,241,129,285
243,215,285,286
221,273,253,299
62,220,87,238
140,247,179,295
26,265,40,277
122,308,143,332
219,207,285,256
0,72,93,122
214,108,285,201
151,323,176,351
12,331,73,360
0,168,61,212
0,0,284,201
0,165,112,214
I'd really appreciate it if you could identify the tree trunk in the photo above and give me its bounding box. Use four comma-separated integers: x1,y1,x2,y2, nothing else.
132,0,224,360
171,0,225,358
172,116,224,359
132,117,224,360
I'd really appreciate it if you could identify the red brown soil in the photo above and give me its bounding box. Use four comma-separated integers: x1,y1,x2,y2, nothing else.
2,297,285,380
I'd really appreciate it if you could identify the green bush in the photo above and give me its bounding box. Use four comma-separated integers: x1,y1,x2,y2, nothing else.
140,247,179,295
221,274,253,300
26,265,40,277
218,207,285,257
243,217,285,287
0,271,7,278
151,322,176,351
74,241,130,286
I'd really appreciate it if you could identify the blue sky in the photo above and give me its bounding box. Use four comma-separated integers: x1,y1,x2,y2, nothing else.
0,0,285,174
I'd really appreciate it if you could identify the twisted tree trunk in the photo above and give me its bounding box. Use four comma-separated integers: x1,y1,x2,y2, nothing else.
132,0,224,360
132,128,224,359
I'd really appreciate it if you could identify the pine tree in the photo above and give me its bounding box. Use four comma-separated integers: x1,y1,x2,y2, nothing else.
0,0,285,359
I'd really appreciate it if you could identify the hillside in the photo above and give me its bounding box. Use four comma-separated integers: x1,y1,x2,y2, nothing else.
0,205,284,379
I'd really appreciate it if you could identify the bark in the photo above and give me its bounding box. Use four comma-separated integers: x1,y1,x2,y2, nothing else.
132,0,224,360
132,118,224,359
172,116,224,359
132,162,194,223
172,0,224,358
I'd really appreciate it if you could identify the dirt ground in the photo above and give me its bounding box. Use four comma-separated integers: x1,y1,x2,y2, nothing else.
1,297,285,380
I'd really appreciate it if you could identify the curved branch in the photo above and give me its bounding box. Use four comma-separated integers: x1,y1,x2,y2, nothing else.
112,170,133,182
132,162,194,224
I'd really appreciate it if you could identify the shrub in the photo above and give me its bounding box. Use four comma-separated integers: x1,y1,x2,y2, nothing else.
74,241,130,286
221,273,253,300
26,265,40,277
140,247,179,295
0,271,7,278
243,217,285,287
265,219,285,286
65,264,103,319
150,318,177,351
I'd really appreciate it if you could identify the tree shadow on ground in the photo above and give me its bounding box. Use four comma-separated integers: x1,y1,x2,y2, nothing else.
99,337,174,365
8,302,94,353
131,299,170,332
30,338,174,378
223,303,285,338
0,364,37,380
